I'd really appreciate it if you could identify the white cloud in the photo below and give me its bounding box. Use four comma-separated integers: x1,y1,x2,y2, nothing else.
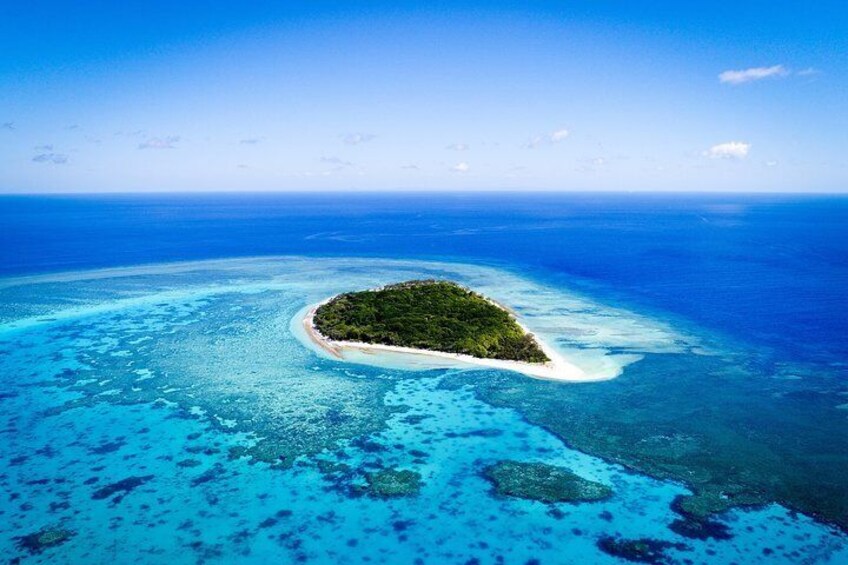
401,164,420,170
115,129,146,138
321,156,353,168
549,129,570,142
526,128,569,148
576,157,607,174
797,67,822,82
526,137,544,149
704,141,750,159
32,152,68,164
451,162,470,173
719,65,788,85
342,133,376,145
239,138,262,145
138,135,180,149
765,160,778,167
446,143,470,151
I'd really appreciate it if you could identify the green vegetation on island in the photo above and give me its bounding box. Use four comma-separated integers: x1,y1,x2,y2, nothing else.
313,280,549,363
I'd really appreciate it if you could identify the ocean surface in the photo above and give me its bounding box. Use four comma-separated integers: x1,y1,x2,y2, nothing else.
1,192,847,563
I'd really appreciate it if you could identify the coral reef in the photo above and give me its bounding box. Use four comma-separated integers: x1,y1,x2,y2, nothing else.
363,468,422,498
483,461,612,503
14,526,75,555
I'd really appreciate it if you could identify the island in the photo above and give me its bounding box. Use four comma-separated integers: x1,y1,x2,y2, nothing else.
303,280,589,382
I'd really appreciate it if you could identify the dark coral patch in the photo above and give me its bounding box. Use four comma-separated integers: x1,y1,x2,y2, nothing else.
89,438,126,455
191,463,227,486
91,475,154,503
14,525,75,555
597,535,688,564
364,468,422,498
483,461,612,504
669,516,733,541
177,459,202,468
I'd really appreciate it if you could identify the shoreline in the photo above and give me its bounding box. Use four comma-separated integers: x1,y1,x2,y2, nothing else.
302,298,598,383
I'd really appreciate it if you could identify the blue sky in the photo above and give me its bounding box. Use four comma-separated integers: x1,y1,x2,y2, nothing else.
1,1,846,192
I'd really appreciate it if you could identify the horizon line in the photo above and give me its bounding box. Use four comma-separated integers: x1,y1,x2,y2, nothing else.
2,189,848,197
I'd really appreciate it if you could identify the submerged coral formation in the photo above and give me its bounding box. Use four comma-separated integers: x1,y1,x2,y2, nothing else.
483,460,612,503
363,468,422,498
14,526,75,555
1,258,847,562
441,348,848,532
91,475,154,503
596,535,688,564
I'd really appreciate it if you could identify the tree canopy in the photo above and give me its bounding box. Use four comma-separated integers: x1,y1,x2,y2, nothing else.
313,280,549,364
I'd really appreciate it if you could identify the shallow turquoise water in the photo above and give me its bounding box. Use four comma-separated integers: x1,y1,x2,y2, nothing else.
1,257,846,563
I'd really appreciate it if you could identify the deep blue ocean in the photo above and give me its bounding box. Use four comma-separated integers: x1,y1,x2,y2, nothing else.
3,192,847,365
2,192,847,563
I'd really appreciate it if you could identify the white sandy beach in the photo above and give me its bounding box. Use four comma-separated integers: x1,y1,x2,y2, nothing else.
302,299,597,383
